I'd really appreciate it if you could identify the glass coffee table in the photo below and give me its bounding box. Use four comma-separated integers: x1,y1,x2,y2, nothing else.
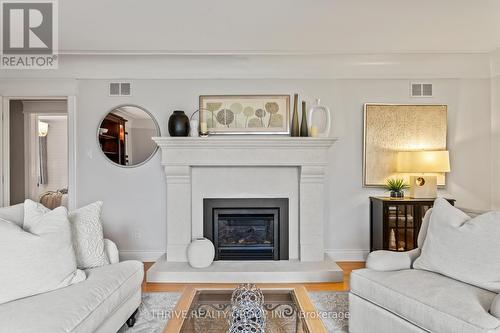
164,285,327,333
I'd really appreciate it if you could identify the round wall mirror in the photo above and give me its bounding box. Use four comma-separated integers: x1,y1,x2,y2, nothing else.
98,105,160,167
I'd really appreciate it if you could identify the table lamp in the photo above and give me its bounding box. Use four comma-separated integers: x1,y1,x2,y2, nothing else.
396,150,450,198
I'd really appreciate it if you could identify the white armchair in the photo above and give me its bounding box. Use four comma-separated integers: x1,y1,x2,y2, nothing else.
365,208,432,271
350,203,500,333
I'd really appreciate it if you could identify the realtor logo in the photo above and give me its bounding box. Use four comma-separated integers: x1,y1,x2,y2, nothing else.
1,0,58,69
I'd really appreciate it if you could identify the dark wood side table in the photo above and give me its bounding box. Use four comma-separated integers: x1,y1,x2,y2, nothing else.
370,197,455,252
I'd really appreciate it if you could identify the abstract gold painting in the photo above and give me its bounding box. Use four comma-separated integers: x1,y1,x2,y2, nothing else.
363,104,448,186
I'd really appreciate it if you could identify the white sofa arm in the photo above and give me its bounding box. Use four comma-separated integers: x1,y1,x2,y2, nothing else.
104,239,119,264
366,249,420,271
491,294,500,319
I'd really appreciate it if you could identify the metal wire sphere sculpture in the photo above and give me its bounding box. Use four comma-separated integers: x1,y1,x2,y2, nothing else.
229,284,266,333
228,320,265,333
231,283,264,307
230,301,266,327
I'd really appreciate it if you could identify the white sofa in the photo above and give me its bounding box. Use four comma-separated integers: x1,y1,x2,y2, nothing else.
349,207,500,333
0,204,144,333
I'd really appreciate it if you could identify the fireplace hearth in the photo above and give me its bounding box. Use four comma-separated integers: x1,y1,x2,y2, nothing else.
204,198,289,261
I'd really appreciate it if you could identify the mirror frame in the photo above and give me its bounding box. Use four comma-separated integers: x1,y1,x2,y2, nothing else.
97,104,161,168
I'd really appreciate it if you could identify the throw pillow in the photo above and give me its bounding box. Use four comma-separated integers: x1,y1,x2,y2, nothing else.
0,202,85,304
68,201,109,269
492,294,500,319
0,203,24,227
414,198,500,293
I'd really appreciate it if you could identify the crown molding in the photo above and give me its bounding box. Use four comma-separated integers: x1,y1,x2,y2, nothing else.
0,53,493,80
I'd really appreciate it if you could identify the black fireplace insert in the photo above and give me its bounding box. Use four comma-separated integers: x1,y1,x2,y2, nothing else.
203,198,289,261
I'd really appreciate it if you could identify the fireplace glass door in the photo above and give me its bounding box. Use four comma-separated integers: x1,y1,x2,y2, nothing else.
214,209,279,260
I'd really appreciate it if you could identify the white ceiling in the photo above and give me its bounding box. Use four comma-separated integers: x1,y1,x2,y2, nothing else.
60,0,500,54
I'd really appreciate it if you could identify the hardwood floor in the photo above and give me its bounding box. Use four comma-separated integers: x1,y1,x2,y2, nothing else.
141,261,365,293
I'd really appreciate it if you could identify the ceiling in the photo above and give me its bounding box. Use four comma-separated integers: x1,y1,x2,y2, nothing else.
60,0,500,54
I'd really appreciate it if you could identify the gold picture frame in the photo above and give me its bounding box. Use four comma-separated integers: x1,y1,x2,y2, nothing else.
199,95,290,135
363,103,448,187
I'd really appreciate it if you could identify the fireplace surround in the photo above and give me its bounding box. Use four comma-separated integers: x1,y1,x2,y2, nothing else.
147,137,342,283
152,137,337,263
203,198,289,261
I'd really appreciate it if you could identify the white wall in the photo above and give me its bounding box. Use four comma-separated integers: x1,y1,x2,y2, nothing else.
493,76,500,209
491,49,500,209
72,78,491,260
0,51,495,260
326,79,492,259
77,80,166,260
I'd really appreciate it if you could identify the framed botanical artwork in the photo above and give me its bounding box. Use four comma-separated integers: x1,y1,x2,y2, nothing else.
363,103,448,187
199,95,290,134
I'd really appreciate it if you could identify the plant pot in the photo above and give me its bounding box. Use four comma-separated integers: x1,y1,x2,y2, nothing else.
390,190,404,198
168,110,190,137
187,237,215,268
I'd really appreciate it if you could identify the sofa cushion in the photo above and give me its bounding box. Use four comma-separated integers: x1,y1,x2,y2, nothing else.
0,261,143,333
68,201,109,269
350,269,500,333
417,207,431,248
493,294,500,319
0,201,85,305
23,200,110,270
414,198,500,293
0,203,24,227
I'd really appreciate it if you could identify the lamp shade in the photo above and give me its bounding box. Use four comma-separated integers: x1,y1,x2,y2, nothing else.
397,150,450,173
38,121,49,137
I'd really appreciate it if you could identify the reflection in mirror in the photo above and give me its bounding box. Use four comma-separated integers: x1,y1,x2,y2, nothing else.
98,105,159,167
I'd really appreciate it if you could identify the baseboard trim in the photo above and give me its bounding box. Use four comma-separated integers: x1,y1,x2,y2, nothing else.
119,250,368,262
325,249,369,261
119,251,165,262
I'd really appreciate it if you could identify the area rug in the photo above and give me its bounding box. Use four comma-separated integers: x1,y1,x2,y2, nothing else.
119,291,349,333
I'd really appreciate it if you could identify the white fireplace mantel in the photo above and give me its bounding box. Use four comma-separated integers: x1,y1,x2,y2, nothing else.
153,136,337,262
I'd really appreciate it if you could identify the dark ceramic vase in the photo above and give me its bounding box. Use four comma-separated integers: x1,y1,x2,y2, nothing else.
291,94,300,137
168,110,190,137
300,101,309,137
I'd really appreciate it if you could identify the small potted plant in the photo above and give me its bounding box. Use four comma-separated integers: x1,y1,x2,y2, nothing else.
385,178,408,198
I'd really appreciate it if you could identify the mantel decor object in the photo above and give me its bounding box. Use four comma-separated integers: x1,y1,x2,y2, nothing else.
300,101,309,137
291,93,300,137
308,98,331,137
199,95,290,135
168,110,190,137
189,109,201,137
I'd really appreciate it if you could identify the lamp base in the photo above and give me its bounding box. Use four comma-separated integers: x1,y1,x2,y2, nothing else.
409,175,437,199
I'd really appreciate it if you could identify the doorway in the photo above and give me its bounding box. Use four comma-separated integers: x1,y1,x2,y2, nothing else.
1,97,76,209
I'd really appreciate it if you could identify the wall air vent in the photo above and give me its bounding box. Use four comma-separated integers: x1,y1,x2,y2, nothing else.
411,83,433,97
109,82,132,96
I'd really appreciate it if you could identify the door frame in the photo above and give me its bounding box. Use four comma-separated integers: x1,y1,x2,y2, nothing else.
0,96,77,209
